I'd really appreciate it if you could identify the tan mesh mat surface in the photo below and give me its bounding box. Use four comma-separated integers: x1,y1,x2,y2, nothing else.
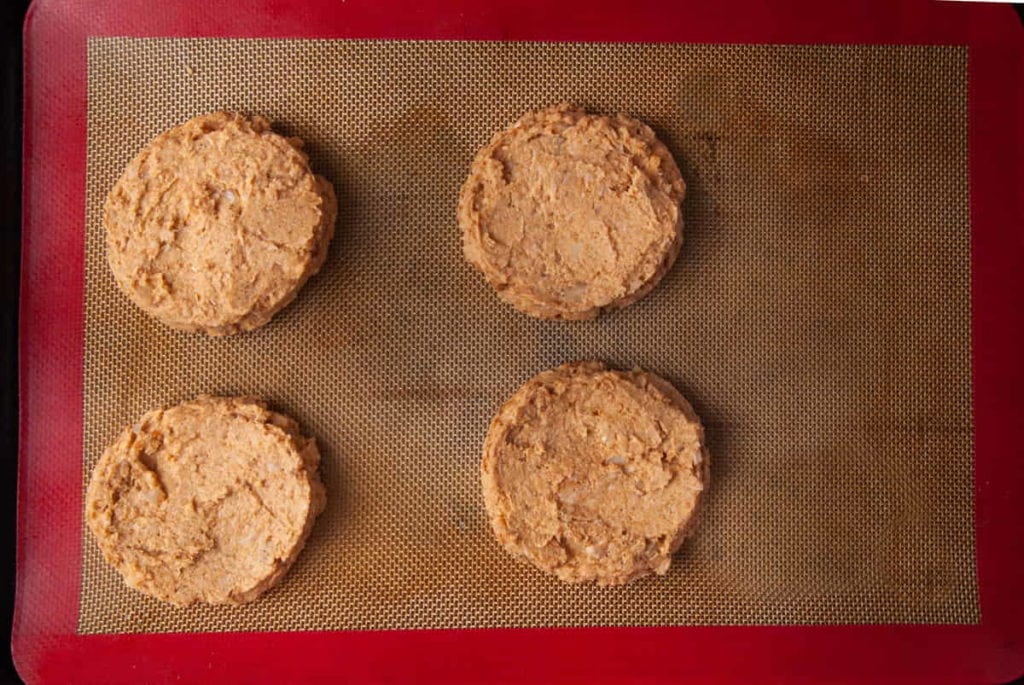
80,39,976,634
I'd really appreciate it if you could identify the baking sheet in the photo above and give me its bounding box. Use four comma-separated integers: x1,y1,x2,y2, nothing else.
81,39,975,633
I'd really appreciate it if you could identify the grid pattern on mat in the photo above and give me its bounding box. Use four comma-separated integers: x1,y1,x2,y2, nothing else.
80,39,975,633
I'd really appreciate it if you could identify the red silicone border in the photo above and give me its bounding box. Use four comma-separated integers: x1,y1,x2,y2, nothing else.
16,1,1024,683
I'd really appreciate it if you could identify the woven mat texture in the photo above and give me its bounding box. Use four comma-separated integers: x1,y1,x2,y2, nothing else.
80,39,975,633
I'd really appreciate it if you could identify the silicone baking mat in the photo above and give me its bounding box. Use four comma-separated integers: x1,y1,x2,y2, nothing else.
79,39,975,634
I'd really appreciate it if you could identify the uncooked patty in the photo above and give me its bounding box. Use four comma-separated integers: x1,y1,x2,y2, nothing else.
86,396,326,605
481,362,708,585
459,104,685,320
104,112,337,336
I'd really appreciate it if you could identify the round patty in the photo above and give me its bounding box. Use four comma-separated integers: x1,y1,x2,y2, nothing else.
481,362,708,585
105,112,337,336
86,396,326,605
459,104,685,320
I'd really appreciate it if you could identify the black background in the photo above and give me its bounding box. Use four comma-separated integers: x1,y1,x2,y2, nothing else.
2,0,28,682
0,2,1021,684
